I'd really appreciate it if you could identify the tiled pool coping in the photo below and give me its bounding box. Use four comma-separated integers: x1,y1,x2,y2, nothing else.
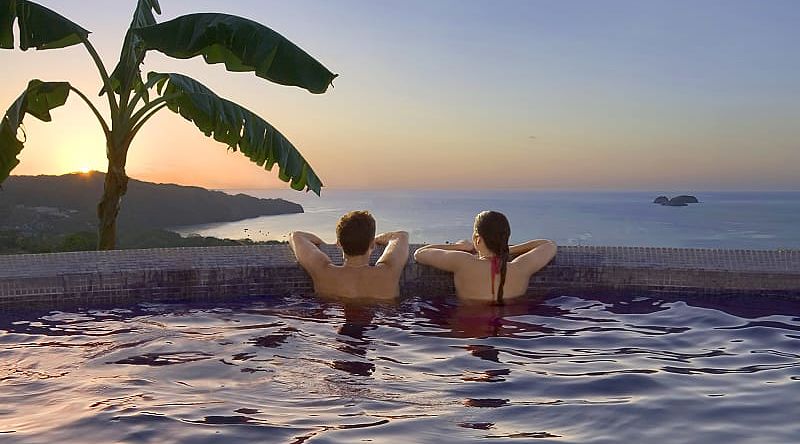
0,245,798,307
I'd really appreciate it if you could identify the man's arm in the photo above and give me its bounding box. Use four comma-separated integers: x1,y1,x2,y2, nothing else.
288,231,332,275
413,240,474,272
374,231,410,274
510,239,557,275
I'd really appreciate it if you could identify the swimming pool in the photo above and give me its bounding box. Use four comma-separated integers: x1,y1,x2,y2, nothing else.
1,292,799,443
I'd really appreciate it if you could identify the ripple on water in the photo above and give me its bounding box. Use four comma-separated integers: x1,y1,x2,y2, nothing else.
1,293,799,443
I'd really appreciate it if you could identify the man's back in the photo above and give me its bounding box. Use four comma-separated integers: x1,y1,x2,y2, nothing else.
312,262,403,300
289,229,409,301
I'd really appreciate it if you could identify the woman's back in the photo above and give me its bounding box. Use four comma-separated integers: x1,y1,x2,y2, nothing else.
415,238,557,303
452,257,531,302
414,210,556,303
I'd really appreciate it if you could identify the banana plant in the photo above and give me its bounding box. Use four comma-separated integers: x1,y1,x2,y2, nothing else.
0,0,336,249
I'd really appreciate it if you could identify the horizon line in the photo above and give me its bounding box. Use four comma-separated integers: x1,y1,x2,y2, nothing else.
11,172,800,193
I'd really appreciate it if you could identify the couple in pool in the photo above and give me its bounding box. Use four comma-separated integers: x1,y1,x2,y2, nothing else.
289,210,556,304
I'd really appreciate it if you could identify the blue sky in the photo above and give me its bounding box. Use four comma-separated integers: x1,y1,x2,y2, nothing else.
1,0,798,190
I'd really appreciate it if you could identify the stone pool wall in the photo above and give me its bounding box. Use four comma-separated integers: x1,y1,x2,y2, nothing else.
0,245,798,307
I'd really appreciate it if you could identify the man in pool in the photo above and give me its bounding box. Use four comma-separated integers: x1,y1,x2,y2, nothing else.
289,210,409,300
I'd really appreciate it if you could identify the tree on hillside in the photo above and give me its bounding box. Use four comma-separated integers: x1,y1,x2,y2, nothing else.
0,0,336,249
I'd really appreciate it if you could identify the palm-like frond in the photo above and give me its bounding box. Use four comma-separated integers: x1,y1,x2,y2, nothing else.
0,0,89,50
106,0,161,96
136,13,337,94
0,80,70,181
148,72,323,194
129,0,160,28
1,1,335,249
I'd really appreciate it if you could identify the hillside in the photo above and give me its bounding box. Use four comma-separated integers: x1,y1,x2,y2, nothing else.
0,172,303,235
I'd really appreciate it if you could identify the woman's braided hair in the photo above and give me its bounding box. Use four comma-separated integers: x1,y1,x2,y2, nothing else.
474,211,510,305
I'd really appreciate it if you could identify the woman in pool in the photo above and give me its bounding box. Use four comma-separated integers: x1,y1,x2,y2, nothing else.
413,211,556,304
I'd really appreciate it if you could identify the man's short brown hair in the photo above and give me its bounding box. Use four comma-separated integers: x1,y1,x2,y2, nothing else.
336,210,376,256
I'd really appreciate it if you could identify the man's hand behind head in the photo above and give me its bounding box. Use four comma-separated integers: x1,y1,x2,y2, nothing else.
374,231,409,246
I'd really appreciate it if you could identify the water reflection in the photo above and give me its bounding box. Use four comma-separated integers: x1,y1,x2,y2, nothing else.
1,292,799,443
329,303,379,376
110,351,213,366
462,398,510,408
415,296,564,339
249,333,290,348
338,303,377,341
463,345,500,363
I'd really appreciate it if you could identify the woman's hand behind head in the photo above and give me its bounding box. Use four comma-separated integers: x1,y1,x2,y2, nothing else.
453,239,476,253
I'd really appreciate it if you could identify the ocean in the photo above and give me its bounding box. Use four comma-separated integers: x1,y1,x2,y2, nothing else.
174,190,800,250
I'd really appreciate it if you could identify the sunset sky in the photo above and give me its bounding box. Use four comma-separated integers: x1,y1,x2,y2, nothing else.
1,0,798,191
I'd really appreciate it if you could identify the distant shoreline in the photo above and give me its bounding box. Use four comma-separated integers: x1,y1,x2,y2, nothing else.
176,189,800,250
0,173,303,254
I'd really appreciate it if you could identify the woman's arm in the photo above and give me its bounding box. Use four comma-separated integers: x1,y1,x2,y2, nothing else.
509,239,555,256
510,239,557,275
413,240,474,272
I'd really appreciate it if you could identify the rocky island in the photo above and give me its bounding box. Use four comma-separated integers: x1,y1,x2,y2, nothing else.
653,194,700,207
653,196,669,204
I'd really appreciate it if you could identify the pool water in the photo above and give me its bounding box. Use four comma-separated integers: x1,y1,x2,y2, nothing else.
1,293,799,443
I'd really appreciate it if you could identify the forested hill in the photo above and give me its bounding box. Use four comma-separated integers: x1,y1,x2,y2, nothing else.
0,172,303,234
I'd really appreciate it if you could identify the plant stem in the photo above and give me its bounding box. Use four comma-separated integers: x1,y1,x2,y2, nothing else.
80,38,119,119
96,143,129,250
124,74,165,121
126,102,168,145
68,86,110,136
128,94,179,125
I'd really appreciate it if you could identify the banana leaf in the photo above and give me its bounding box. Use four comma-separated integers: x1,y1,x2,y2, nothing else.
0,80,71,181
0,0,14,48
148,72,323,194
106,0,161,96
136,14,337,94
0,0,89,50
129,0,160,28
